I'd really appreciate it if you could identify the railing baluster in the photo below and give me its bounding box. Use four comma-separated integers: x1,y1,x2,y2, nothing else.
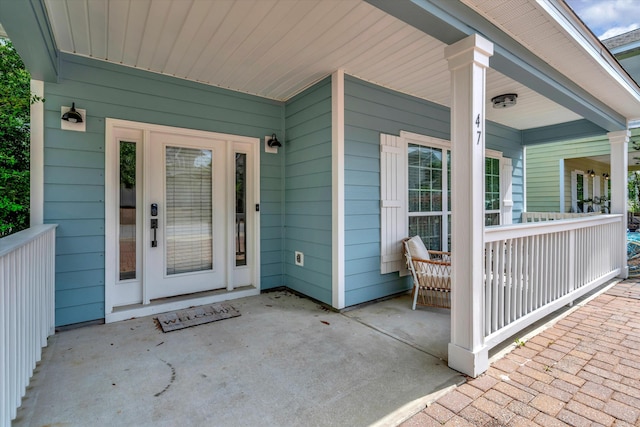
483,215,623,352
1,225,57,427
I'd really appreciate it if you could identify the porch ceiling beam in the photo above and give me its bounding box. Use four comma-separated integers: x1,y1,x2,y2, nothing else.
522,120,607,146
0,0,58,82
365,0,628,132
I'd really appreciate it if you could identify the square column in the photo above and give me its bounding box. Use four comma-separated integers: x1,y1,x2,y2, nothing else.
444,34,493,377
609,130,630,278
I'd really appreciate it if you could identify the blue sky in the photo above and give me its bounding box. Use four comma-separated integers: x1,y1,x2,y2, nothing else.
565,0,640,39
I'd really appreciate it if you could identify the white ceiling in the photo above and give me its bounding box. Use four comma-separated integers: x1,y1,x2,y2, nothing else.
462,0,640,122
42,0,588,130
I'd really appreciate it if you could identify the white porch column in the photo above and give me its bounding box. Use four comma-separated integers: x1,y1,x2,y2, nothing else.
609,129,630,279
444,34,493,378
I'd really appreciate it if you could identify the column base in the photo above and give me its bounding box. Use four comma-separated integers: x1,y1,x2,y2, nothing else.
619,266,629,280
448,343,489,378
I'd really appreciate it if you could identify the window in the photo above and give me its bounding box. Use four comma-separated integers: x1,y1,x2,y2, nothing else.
380,132,513,274
408,144,447,251
485,157,501,226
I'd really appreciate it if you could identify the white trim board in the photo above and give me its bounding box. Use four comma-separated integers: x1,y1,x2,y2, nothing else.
332,69,345,309
30,79,44,225
104,118,261,321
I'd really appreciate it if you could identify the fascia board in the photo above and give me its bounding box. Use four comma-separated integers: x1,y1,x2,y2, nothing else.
0,0,58,82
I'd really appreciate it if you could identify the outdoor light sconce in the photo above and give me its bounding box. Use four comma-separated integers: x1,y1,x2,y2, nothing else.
587,169,596,177
61,102,86,132
265,133,282,154
603,173,610,180
491,93,518,109
61,102,83,123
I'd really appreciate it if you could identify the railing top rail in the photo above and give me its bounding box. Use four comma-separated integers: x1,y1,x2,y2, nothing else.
485,214,623,242
0,224,58,258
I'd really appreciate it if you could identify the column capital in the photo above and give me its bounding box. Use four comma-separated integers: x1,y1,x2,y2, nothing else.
444,34,494,70
607,129,630,145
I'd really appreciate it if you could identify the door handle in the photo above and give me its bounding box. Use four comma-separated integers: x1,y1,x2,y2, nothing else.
151,218,158,247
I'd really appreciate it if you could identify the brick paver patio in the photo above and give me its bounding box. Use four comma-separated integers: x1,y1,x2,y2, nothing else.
401,279,640,426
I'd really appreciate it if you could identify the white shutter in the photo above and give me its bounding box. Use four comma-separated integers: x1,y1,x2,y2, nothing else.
593,176,601,210
570,171,578,212
380,133,407,274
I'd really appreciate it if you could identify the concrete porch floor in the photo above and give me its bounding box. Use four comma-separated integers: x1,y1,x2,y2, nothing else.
14,290,465,427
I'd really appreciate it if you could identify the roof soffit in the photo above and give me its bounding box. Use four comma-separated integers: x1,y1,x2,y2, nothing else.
7,0,627,131
459,0,640,124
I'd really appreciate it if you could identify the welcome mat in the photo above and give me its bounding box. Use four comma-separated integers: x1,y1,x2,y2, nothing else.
156,303,241,332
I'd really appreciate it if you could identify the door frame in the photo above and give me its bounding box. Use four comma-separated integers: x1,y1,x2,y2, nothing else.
104,119,261,322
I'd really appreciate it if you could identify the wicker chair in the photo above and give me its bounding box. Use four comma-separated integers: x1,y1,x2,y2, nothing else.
403,236,452,310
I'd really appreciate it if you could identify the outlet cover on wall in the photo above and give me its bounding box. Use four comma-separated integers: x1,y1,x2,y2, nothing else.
295,251,304,266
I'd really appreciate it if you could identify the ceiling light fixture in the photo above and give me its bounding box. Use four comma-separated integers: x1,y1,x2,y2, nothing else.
491,93,518,109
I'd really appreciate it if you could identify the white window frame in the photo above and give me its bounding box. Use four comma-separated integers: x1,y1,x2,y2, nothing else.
570,169,589,213
380,131,513,274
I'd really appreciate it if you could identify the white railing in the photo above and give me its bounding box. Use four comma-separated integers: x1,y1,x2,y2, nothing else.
1,224,57,427
483,215,623,349
521,211,601,222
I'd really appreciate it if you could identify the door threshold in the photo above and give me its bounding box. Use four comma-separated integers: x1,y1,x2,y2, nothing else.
105,286,259,323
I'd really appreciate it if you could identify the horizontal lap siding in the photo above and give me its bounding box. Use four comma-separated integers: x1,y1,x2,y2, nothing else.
343,75,523,307
46,54,284,326
284,78,333,305
526,135,613,213
526,128,640,214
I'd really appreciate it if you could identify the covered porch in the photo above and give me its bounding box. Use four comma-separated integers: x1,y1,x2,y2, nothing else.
11,283,617,427
2,0,640,425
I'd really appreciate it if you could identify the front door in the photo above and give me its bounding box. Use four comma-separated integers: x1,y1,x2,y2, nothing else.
146,131,226,299
106,121,259,311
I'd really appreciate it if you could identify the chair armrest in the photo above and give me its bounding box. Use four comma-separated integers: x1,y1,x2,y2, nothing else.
411,257,450,267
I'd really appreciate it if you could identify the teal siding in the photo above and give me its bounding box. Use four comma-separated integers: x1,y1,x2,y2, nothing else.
283,77,333,304
343,75,524,307
46,54,284,326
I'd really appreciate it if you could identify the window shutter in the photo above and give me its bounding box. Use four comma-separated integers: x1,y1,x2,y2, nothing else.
593,176,601,200
570,171,578,212
380,133,407,274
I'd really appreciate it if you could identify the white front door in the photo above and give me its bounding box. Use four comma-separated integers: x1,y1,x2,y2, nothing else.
146,131,226,299
105,120,259,313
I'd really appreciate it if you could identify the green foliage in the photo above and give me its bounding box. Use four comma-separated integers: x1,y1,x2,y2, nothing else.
0,40,41,237
119,142,136,189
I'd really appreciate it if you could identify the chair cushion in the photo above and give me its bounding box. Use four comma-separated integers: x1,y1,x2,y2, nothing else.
407,235,430,260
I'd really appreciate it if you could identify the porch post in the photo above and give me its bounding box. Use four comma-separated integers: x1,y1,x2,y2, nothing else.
444,34,493,377
609,129,630,279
